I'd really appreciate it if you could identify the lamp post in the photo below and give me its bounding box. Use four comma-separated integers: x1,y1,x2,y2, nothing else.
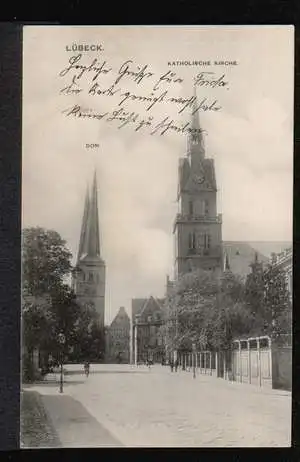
192,342,196,379
58,332,66,393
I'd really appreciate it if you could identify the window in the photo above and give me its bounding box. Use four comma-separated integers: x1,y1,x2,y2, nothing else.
204,200,209,216
188,200,193,216
89,272,93,282
189,232,196,249
82,272,86,281
204,233,211,249
207,234,211,249
147,315,152,322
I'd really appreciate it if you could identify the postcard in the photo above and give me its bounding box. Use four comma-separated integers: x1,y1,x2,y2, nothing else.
21,25,293,448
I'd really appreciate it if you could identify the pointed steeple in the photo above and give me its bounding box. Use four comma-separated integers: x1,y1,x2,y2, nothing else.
77,170,102,262
77,184,90,262
86,169,101,258
187,85,205,161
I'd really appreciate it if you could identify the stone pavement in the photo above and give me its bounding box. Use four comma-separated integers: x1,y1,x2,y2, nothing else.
25,363,292,447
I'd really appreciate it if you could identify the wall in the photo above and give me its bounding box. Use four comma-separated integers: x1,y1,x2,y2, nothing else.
271,345,292,391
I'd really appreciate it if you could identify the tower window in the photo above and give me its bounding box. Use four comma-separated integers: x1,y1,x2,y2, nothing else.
207,234,211,249
189,232,196,249
204,233,211,249
189,200,193,216
204,200,209,216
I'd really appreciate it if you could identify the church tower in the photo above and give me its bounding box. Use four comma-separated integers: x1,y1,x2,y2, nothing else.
173,87,223,277
72,170,106,329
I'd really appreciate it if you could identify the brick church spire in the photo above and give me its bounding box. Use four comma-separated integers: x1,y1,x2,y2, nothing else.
73,168,106,331
87,170,101,259
77,170,102,262
77,184,90,263
174,86,223,278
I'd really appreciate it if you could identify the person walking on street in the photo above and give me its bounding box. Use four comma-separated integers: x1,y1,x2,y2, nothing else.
170,359,174,372
84,361,90,377
175,359,178,372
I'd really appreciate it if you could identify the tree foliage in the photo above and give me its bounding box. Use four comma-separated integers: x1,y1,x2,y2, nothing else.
244,258,292,343
165,268,254,353
263,263,292,344
22,227,72,296
22,227,105,380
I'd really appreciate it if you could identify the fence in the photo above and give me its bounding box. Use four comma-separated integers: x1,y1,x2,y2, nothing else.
176,335,291,391
231,336,272,387
178,351,218,377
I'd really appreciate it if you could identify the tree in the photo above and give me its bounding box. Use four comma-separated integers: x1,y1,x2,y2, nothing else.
263,263,292,345
22,227,74,379
22,227,72,296
244,255,265,335
165,268,254,354
208,271,253,350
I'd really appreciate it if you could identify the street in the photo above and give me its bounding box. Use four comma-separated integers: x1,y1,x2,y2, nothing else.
25,363,291,447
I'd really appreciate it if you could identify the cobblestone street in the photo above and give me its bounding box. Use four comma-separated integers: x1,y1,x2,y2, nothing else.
25,363,291,447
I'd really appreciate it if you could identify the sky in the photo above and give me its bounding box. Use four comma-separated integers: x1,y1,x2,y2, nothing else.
22,26,294,324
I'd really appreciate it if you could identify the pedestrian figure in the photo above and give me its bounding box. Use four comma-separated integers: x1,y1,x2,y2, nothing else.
84,361,90,377
170,360,174,372
174,359,178,372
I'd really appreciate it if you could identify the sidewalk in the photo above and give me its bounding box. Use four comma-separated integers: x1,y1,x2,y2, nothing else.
40,393,123,447
21,390,61,448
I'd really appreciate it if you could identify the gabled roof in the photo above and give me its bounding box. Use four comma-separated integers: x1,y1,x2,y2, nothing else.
223,241,269,278
132,296,165,319
132,298,147,319
139,296,164,317
110,306,130,328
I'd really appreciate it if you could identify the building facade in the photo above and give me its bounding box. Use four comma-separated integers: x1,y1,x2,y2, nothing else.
131,297,165,364
106,307,130,363
270,247,292,300
72,171,106,331
174,88,223,278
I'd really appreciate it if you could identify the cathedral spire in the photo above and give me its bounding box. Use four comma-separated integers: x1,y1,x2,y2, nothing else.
77,184,90,263
77,170,101,262
87,169,101,258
